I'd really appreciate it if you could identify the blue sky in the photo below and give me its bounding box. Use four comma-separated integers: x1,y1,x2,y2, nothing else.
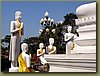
1,1,95,38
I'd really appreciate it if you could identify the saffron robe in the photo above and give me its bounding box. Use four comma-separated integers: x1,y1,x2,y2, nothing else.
18,53,30,72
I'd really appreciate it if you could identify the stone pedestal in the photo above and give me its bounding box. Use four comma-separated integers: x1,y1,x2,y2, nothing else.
9,67,19,72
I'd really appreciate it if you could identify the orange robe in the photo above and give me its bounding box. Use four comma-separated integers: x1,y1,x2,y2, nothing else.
18,53,30,72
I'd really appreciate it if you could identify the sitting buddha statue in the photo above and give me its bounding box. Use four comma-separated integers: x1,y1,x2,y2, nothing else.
37,43,47,65
46,38,56,54
18,43,33,72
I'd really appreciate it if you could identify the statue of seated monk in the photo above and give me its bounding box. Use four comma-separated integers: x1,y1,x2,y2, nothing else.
18,43,34,72
36,43,50,72
37,43,47,65
46,38,56,54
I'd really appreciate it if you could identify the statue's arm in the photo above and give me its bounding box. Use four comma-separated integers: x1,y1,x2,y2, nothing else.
10,21,19,33
74,34,77,39
37,49,44,57
26,54,30,68
54,47,56,51
37,49,41,56
21,22,24,35
49,47,56,54
65,33,74,41
64,33,69,41
20,22,24,29
43,49,45,54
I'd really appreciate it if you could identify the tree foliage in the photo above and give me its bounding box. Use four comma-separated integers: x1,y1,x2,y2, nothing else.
63,13,79,37
1,35,11,51
1,35,11,72
22,36,40,54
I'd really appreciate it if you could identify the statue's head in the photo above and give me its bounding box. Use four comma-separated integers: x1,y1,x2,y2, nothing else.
21,43,28,52
15,11,22,20
49,38,54,45
68,26,72,33
39,43,44,49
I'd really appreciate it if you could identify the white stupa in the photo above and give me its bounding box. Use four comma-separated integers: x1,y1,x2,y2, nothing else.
72,2,96,53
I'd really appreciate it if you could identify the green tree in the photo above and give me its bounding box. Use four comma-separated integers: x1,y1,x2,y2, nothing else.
22,36,40,54
1,35,11,72
63,13,79,37
1,35,11,51
39,22,65,54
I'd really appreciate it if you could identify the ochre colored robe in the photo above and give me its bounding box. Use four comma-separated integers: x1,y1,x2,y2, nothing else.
18,53,30,72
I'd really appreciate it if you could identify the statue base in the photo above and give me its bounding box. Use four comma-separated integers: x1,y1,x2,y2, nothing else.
9,67,19,72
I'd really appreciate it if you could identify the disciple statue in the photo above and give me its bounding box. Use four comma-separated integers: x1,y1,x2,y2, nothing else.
64,26,77,54
18,43,33,72
46,38,56,54
9,11,24,68
37,43,47,65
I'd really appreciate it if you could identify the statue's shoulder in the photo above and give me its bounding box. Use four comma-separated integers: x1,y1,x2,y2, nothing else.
11,21,16,23
22,52,29,59
43,49,45,51
47,45,50,47
71,33,74,36
21,22,24,25
37,49,40,51
65,33,68,35
25,54,30,57
10,21,16,25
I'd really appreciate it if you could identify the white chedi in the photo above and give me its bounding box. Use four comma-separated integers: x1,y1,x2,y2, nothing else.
51,19,54,22
76,2,96,17
39,29,43,34
44,11,49,17
46,28,49,32
52,29,55,34
40,18,44,24
74,2,96,54
48,17,51,21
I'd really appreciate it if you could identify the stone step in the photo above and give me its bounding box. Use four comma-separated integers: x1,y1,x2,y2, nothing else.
49,62,96,71
75,38,96,46
46,58,96,63
72,46,96,53
44,54,96,59
44,54,96,71
46,58,96,71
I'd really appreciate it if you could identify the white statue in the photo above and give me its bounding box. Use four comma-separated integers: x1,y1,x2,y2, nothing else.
64,26,77,54
18,43,32,72
9,11,24,68
46,38,56,54
37,43,47,65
